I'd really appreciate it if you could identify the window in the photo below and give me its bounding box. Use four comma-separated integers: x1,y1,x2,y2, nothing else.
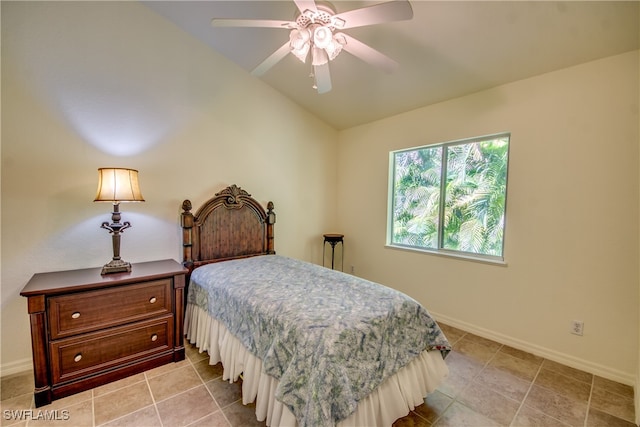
389,133,510,261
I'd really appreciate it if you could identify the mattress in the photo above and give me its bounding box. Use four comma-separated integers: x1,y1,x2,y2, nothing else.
185,255,450,426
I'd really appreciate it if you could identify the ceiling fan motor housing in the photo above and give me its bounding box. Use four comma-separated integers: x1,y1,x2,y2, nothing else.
295,2,345,30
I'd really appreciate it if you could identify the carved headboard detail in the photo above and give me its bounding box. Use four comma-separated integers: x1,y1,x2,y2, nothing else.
181,184,275,277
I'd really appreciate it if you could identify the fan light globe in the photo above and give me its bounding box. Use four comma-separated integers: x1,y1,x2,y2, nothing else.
313,26,332,49
290,29,311,62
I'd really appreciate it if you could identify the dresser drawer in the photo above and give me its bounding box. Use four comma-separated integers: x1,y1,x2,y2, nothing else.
48,279,172,339
50,314,174,385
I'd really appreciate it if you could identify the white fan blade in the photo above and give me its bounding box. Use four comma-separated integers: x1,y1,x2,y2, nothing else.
341,33,398,73
334,0,413,29
314,63,332,94
251,42,291,76
294,0,317,15
211,18,296,29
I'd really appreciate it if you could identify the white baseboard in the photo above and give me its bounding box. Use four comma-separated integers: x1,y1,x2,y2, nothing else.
1,357,32,377
431,311,635,387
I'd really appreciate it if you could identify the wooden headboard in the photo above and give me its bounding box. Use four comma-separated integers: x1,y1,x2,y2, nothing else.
180,184,275,277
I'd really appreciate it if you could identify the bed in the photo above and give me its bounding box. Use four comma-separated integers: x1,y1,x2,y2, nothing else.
181,184,451,426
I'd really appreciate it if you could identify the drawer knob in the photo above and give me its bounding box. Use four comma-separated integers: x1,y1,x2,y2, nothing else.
151,334,158,342
71,312,81,319
74,353,82,362
149,297,157,304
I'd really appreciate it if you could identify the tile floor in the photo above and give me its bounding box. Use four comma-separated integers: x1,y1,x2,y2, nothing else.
0,323,636,426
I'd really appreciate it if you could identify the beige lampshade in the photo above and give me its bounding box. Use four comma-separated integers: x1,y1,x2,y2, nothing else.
94,168,145,203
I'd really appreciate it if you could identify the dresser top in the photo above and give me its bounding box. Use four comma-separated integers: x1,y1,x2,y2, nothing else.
21,259,187,297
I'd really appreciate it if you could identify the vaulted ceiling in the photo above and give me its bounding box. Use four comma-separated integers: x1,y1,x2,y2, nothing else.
143,1,639,130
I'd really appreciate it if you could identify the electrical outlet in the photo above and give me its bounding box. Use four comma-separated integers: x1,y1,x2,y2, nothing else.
571,320,584,336
350,265,355,274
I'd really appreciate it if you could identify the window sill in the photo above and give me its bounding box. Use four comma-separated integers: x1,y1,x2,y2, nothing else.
385,244,508,266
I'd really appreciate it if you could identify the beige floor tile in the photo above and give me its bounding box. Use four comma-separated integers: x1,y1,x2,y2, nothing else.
540,360,592,384
436,351,485,398
94,381,153,426
474,365,532,401
443,351,486,380
0,396,32,427
436,373,469,400
488,351,541,382
414,390,453,423
593,376,634,399
534,368,591,402
589,386,635,423
206,378,242,408
186,411,232,427
220,401,265,427
28,399,93,427
0,417,27,427
147,364,203,402
193,359,225,383
433,401,501,427
499,345,544,365
99,405,161,427
587,407,637,427
0,372,34,401
93,373,146,397
156,385,219,427
35,390,92,412
524,384,588,426
185,342,210,363
512,404,572,427
461,333,502,352
457,380,521,425
436,323,466,345
452,337,500,364
145,359,191,379
0,393,33,415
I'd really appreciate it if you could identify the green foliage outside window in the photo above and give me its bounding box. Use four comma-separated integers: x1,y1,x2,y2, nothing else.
391,134,509,259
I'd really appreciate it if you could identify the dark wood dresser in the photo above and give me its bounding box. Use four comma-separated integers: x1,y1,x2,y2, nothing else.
20,259,187,407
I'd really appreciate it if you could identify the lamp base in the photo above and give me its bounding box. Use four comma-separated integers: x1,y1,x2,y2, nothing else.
101,259,132,275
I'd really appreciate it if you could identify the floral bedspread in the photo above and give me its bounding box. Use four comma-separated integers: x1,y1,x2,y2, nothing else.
188,255,450,427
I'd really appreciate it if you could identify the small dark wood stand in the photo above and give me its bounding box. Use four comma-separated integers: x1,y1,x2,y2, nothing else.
323,234,344,271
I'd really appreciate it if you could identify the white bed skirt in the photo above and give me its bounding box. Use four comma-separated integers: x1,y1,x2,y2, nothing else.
184,304,449,427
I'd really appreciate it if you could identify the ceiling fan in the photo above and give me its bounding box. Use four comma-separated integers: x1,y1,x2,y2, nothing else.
211,0,413,94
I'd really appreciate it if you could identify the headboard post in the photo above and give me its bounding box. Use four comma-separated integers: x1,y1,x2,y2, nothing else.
180,199,194,272
267,201,276,254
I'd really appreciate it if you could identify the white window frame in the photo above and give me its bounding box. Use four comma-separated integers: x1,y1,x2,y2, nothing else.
387,133,510,264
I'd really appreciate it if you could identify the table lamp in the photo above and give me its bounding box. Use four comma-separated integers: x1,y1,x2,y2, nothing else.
94,168,145,274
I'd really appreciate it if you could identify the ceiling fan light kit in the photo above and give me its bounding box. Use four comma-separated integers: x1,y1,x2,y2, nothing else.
211,0,413,94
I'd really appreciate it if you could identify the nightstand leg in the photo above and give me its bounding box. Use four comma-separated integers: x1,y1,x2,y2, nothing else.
173,275,185,361
27,296,52,407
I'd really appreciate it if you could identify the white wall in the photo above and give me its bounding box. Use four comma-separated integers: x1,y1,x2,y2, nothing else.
337,51,640,384
1,2,338,373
